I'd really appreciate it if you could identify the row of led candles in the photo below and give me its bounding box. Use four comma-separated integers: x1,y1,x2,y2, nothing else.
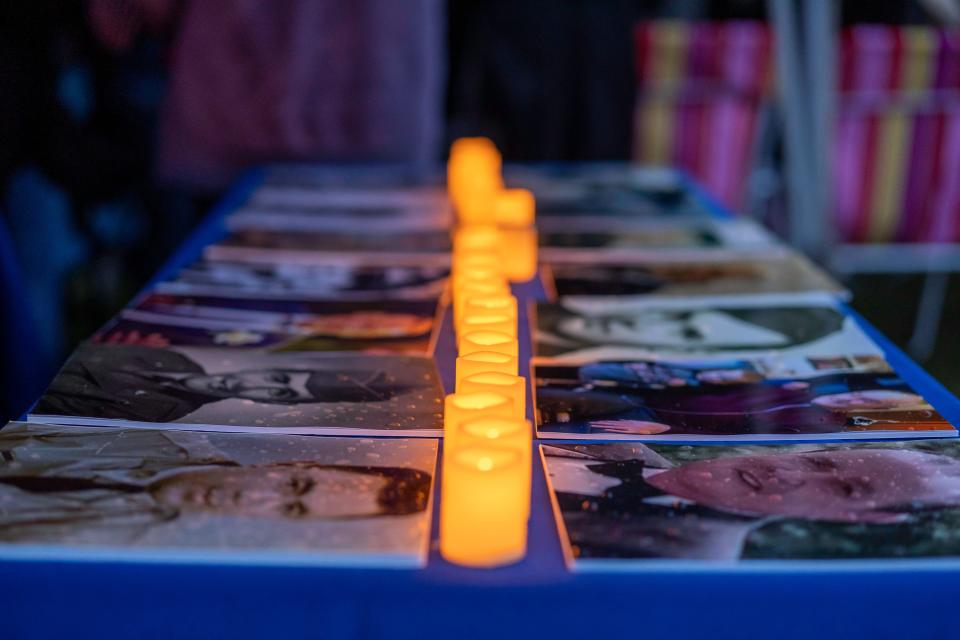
440,138,537,568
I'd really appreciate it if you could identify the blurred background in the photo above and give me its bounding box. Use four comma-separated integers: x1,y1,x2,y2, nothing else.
2,0,960,420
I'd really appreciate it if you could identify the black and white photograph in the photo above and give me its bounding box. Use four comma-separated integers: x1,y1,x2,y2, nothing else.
29,345,445,436
154,260,450,301
533,293,884,362
0,423,437,566
542,253,845,302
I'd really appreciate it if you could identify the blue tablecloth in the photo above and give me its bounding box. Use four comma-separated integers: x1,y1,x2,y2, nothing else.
4,167,959,640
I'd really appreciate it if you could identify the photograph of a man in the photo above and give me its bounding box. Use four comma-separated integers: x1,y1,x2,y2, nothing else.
30,344,444,435
0,423,437,565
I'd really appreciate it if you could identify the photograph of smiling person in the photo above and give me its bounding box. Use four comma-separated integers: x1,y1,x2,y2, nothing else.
533,295,883,362
29,345,444,436
97,297,440,354
0,423,437,566
156,260,450,301
534,362,952,440
541,440,960,567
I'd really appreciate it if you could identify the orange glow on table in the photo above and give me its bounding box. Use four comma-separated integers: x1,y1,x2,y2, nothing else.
459,372,526,420
440,445,528,568
459,330,518,359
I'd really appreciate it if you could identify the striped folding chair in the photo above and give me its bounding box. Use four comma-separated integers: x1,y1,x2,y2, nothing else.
631,20,775,211
828,24,960,358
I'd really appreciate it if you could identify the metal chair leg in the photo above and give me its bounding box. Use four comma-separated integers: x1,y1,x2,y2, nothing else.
908,272,950,361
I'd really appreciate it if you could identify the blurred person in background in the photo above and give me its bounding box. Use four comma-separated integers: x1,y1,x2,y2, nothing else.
0,0,444,421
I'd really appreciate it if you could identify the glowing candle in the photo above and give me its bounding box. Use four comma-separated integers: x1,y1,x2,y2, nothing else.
494,188,535,227
443,392,515,449
499,226,538,283
459,330,518,359
453,225,501,254
459,372,526,420
452,251,501,274
452,267,507,293
457,417,532,516
453,282,511,327
462,295,518,324
457,313,516,343
440,445,528,567
455,189,498,225
456,351,519,391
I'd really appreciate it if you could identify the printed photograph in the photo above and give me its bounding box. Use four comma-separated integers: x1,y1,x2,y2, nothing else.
542,440,960,567
534,358,952,440
533,294,884,362
504,165,707,217
537,219,780,260
543,254,845,301
0,423,437,566
227,205,450,232
539,227,721,250
95,295,442,355
155,260,449,301
29,345,444,436
247,185,448,210
208,228,451,255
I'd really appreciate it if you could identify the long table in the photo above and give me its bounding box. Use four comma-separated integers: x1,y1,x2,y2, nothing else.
5,166,960,640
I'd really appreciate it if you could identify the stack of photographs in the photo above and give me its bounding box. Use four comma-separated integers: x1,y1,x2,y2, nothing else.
12,170,456,566
528,168,959,570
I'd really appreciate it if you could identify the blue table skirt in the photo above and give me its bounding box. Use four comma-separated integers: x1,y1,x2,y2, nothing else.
4,167,960,640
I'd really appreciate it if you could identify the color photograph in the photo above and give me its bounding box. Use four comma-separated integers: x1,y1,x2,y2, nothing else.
0,423,437,567
533,293,883,362
30,346,445,436
542,440,960,568
534,357,953,440
95,295,442,355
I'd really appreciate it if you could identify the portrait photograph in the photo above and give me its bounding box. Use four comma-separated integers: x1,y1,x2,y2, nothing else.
205,229,451,265
0,423,438,567
247,184,448,211
532,293,884,363
534,357,953,440
542,440,960,569
155,259,449,301
95,295,443,355
227,204,450,233
29,345,445,436
542,253,845,302
503,165,707,218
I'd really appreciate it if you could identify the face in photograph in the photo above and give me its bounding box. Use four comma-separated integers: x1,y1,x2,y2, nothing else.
543,441,960,564
535,302,864,360
549,263,762,297
32,345,444,432
0,424,437,562
165,261,449,300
